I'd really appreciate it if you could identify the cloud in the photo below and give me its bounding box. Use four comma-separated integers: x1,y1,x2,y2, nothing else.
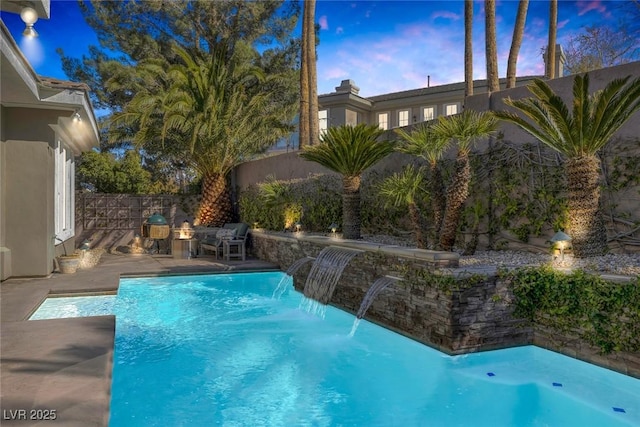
576,0,610,17
557,19,570,30
322,66,349,82
373,53,392,63
431,11,460,21
319,16,329,30
336,27,344,35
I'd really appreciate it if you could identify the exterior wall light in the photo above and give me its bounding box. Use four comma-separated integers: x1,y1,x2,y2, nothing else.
550,230,571,261
72,110,82,122
20,7,39,37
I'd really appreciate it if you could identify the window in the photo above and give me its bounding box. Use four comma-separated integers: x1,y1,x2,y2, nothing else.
444,103,459,116
398,110,409,127
378,113,389,130
318,110,328,135
422,106,435,121
54,141,75,241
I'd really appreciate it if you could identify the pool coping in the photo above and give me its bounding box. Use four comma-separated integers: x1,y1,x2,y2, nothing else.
0,253,279,427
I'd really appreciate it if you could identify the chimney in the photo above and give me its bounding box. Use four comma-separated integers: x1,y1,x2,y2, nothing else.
334,79,360,95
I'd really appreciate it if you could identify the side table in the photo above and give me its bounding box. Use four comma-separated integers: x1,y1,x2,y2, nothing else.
223,239,246,261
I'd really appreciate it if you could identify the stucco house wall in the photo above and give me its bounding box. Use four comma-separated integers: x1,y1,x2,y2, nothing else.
0,17,99,279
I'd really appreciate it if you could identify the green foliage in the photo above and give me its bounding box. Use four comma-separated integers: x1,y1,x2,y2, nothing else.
110,45,294,179
299,124,395,177
378,165,428,209
506,266,640,353
463,141,568,245
399,264,487,294
360,170,410,235
238,172,412,234
77,150,163,194
60,1,301,191
495,74,640,158
432,110,498,155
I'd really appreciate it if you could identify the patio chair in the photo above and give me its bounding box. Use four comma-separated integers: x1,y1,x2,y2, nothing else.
200,223,249,260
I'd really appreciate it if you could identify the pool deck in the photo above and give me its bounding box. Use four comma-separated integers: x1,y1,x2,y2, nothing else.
0,253,278,426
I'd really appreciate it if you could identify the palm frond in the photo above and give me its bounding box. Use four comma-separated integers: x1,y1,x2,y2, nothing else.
378,165,428,208
496,74,640,157
432,110,498,154
395,123,450,164
299,124,394,177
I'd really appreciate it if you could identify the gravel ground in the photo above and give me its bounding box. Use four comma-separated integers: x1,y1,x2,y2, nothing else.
360,233,640,277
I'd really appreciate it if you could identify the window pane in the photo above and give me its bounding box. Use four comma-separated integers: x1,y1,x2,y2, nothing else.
398,110,409,127
445,104,458,116
423,107,435,121
378,113,388,130
318,110,328,135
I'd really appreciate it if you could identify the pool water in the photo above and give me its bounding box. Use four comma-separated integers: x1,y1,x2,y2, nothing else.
108,272,639,426
29,294,116,320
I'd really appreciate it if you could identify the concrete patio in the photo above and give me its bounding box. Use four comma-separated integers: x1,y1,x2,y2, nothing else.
0,253,278,426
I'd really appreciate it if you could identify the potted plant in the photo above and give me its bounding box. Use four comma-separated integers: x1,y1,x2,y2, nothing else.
55,236,80,274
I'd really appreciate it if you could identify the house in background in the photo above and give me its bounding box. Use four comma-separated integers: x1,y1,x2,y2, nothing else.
1,1,99,280
268,46,565,153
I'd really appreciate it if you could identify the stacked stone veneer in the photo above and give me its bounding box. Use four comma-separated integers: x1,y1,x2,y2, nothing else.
249,231,532,355
250,231,639,378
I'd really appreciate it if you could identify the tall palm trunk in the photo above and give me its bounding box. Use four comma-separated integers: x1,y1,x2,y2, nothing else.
429,162,446,247
485,0,500,92
547,0,558,79
195,173,232,226
439,153,471,251
306,0,319,146
464,0,474,99
408,203,427,249
506,0,529,88
299,0,310,148
566,156,607,257
342,175,362,240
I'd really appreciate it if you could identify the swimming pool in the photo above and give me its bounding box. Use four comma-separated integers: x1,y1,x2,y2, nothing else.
109,272,639,426
29,294,116,320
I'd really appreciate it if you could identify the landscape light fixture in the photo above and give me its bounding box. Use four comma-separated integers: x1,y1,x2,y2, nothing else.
550,230,571,261
329,222,338,235
294,221,302,233
72,110,81,122
20,6,38,37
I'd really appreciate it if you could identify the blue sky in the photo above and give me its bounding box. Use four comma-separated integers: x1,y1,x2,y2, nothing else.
1,0,630,97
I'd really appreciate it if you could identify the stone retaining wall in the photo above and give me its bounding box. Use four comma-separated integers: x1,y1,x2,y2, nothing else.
250,231,531,354
250,231,639,378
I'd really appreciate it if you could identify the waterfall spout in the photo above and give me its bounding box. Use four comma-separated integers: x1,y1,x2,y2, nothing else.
273,256,316,299
302,246,362,305
356,276,402,319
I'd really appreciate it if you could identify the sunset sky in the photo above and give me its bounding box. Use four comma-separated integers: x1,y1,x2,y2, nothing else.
1,0,633,97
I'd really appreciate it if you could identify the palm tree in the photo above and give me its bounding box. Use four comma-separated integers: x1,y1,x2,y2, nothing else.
485,0,500,92
495,74,640,257
464,0,474,99
110,45,294,226
299,124,394,239
506,0,529,89
395,124,450,246
432,110,498,251
547,0,558,79
306,0,319,147
379,165,429,248
300,0,318,148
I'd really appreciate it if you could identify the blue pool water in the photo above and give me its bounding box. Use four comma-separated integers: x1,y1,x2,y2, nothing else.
29,294,116,320
107,272,639,426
